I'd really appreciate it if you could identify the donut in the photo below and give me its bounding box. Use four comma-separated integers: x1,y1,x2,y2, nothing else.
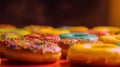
67,26,89,32
67,44,120,66
0,24,16,29
59,33,99,57
0,28,30,37
13,29,30,36
0,32,19,40
99,35,120,44
59,39,81,57
0,29,30,39
57,26,72,29
48,29,70,35
92,26,120,35
83,30,110,37
24,25,54,33
59,33,98,41
38,29,70,35
0,32,19,57
0,28,14,33
0,34,61,63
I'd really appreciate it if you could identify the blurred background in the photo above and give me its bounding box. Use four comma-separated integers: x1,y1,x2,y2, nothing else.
0,0,119,28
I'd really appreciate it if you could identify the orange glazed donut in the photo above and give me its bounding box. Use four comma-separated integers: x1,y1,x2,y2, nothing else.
67,44,120,66
0,34,61,63
0,24,16,29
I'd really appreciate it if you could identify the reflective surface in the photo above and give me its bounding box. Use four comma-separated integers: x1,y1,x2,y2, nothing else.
1,58,120,67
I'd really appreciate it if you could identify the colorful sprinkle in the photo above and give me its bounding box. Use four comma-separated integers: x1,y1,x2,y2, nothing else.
0,33,61,54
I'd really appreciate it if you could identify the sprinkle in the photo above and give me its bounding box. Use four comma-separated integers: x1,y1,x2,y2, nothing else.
37,45,41,49
41,45,46,54
23,46,28,49
50,44,53,49
32,45,37,49
10,44,16,48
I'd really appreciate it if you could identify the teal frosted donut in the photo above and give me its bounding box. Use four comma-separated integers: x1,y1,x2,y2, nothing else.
59,33,98,41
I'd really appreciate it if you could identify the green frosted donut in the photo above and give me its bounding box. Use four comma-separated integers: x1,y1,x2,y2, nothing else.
59,33,98,41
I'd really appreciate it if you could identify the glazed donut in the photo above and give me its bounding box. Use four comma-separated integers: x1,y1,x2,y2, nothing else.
12,29,30,36
0,29,30,39
0,35,61,63
59,33,99,57
83,30,109,37
0,32,19,40
38,29,70,35
0,24,16,29
92,26,120,34
67,44,120,66
0,32,19,57
24,25,54,33
67,26,89,32
57,26,72,29
99,35,120,44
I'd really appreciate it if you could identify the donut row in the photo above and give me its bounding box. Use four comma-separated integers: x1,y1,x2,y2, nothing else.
1,24,120,66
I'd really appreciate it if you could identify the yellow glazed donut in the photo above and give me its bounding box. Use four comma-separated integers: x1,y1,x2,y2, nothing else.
99,35,120,44
92,26,120,34
24,25,54,33
38,29,70,35
67,26,89,32
67,44,120,66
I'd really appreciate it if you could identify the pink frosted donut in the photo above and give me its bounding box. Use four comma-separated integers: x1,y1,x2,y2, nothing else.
83,30,109,37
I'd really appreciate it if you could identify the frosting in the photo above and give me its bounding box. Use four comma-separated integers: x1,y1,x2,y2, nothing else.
13,29,30,36
92,26,120,34
59,33,98,41
99,35,120,44
24,33,61,43
59,38,103,47
0,33,61,53
83,30,109,36
0,37,61,53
